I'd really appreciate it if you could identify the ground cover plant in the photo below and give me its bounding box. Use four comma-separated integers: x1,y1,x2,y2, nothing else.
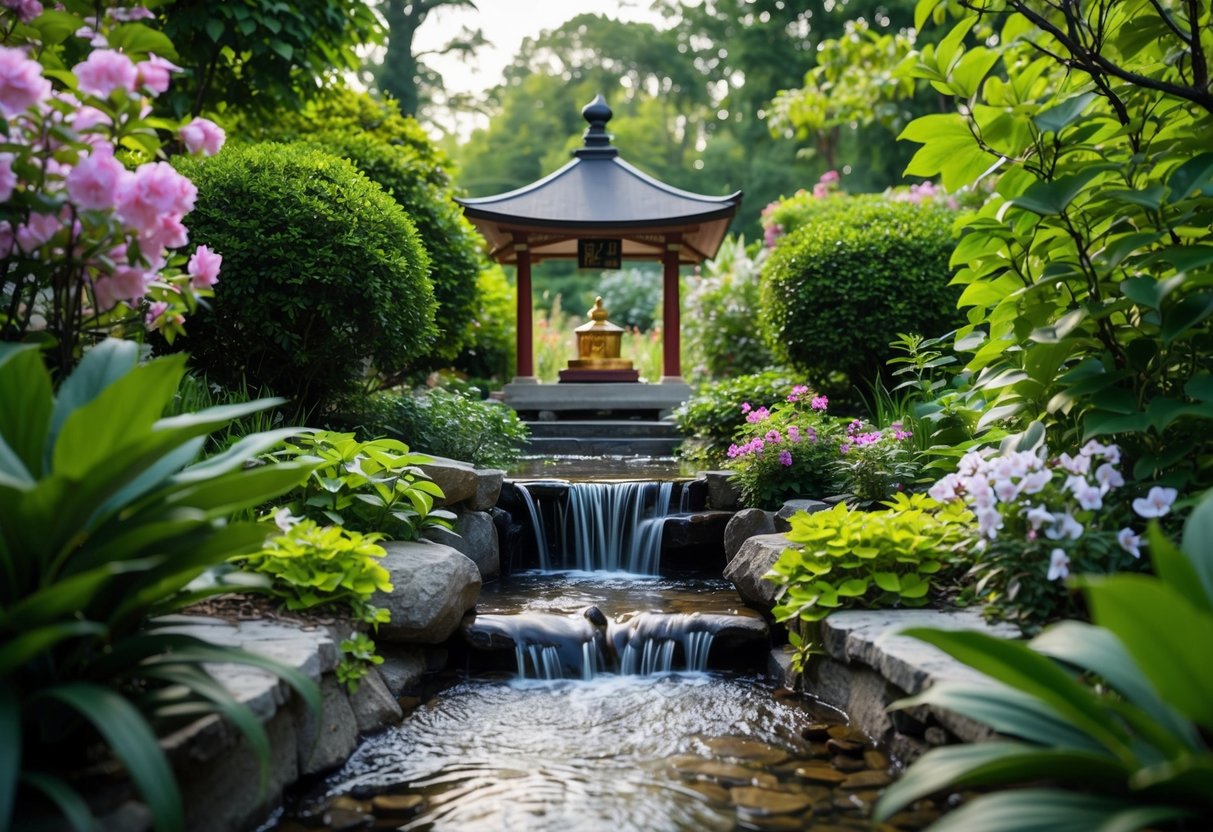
0,340,319,831
873,487,1213,831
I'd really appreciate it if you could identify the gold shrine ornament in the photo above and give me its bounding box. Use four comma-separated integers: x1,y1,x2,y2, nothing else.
567,296,634,370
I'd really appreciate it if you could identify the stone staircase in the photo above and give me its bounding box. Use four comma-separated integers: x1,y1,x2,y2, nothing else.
523,419,681,456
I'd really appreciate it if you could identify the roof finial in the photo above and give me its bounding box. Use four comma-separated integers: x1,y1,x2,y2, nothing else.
575,94,618,159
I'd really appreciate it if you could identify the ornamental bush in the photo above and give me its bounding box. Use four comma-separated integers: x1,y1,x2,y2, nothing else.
453,264,515,388
304,130,483,362
759,198,961,390
674,370,799,464
172,142,436,411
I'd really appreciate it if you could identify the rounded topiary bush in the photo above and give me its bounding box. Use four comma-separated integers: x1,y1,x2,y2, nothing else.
760,198,960,388
306,131,483,361
173,142,436,410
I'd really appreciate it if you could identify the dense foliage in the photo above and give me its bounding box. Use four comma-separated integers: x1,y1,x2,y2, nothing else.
899,0,1213,492
172,143,437,411
453,265,515,388
760,197,961,391
874,489,1213,831
767,494,974,622
674,370,799,464
361,387,530,469
596,268,663,332
0,340,318,831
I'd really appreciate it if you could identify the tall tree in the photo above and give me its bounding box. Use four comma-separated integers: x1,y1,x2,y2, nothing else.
375,0,485,118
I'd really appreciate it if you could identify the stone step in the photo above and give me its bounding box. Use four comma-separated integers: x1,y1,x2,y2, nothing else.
524,436,681,456
525,420,680,439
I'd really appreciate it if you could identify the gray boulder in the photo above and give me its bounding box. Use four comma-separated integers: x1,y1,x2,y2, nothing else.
724,508,776,562
774,499,830,533
699,470,741,511
723,533,795,610
372,541,481,644
417,456,504,509
347,669,403,734
422,511,499,581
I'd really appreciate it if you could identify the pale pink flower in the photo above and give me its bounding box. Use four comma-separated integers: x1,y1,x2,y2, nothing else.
187,244,222,289
1025,504,1053,531
1117,528,1142,559
73,49,138,98
3,0,43,23
179,117,225,156
0,153,15,203
1073,482,1103,511
135,54,180,95
95,264,150,309
976,506,1003,539
1057,452,1091,476
141,214,189,253
144,300,168,328
0,221,14,257
1045,512,1084,541
928,474,960,503
117,161,196,231
1094,462,1124,494
992,477,1019,503
1132,486,1178,518
16,211,61,251
67,146,129,211
109,6,155,21
1047,548,1070,581
1018,469,1051,495
0,45,52,117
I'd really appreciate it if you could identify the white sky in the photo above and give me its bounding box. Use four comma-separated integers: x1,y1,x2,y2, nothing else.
413,1,665,135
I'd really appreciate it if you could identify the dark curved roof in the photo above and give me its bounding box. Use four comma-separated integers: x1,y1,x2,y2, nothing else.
456,96,742,265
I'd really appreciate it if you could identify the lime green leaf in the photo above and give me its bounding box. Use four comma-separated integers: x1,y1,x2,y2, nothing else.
1180,491,1213,602
836,578,871,597
1033,92,1097,134
1010,167,1111,215
873,572,901,592
1167,151,1213,202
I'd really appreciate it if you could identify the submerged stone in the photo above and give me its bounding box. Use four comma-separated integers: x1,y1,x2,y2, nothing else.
729,786,813,816
793,764,849,785
841,770,893,790
701,736,790,765
672,758,778,789
370,794,423,819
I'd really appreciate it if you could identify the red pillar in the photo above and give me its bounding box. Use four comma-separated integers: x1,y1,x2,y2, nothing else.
662,240,681,381
515,244,535,380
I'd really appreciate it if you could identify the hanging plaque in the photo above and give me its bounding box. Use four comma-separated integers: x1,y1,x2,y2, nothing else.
578,238,622,269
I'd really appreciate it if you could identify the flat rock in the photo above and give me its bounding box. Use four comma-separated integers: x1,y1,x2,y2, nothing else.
724,508,776,562
701,737,789,765
723,533,795,610
671,758,778,789
416,457,502,509
729,787,813,816
841,770,892,790
376,647,427,697
774,499,830,533
372,541,481,644
794,764,848,785
661,511,732,549
298,676,359,776
424,511,500,581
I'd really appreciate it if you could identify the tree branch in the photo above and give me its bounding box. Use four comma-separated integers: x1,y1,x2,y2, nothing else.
1188,0,1209,93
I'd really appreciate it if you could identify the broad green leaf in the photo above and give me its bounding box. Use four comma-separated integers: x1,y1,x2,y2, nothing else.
148,644,321,715
1033,92,1097,134
1147,522,1209,612
922,789,1192,832
901,628,1130,754
0,686,17,832
1167,151,1213,202
0,437,33,490
1031,621,1199,751
1080,574,1213,730
836,578,870,597
899,113,1002,191
1160,292,1213,343
43,684,182,832
1186,374,1213,402
1009,167,1112,216
47,339,139,467
1146,244,1213,273
32,10,85,45
173,427,301,483
873,742,1127,822
873,572,900,592
107,23,178,60
0,344,51,477
1179,491,1213,605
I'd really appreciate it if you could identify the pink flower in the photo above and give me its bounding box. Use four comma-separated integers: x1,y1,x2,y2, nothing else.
0,221,14,257
787,425,801,443
0,45,52,117
135,54,181,95
117,161,196,231
1132,486,1177,518
745,407,770,424
93,265,150,310
819,170,840,184
810,395,828,411
16,211,61,251
141,214,189,253
740,402,752,415
187,244,222,289
179,117,225,157
67,146,129,211
109,6,155,21
1117,527,1142,559
0,153,15,202
787,384,809,402
779,450,793,467
145,300,168,328
73,49,138,98
2,0,42,24
765,429,782,444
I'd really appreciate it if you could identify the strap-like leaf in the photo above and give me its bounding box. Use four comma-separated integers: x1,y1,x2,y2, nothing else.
20,772,97,832
923,788,1192,832
42,683,183,832
0,686,19,832
0,621,107,677
0,344,51,479
143,644,321,717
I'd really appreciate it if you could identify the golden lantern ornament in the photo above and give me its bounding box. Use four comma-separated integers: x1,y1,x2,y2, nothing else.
559,296,640,382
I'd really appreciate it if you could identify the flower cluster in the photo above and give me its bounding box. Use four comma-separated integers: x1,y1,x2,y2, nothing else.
0,5,226,368
833,419,918,501
929,440,1163,631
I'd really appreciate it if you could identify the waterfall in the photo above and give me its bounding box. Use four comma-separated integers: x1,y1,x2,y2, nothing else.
684,631,715,672
513,483,550,570
545,481,674,573
515,644,564,680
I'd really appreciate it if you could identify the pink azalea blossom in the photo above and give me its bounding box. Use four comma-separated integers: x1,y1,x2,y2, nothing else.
117,161,197,231
0,153,15,202
144,300,168,327
179,117,225,156
16,211,61,251
141,214,189,253
1047,548,1070,581
0,45,52,117
0,221,14,257
67,146,129,211
93,265,150,310
787,425,801,444
135,54,181,95
73,49,138,98
187,244,222,289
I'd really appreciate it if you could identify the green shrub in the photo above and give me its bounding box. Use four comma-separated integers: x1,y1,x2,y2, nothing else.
760,198,960,390
674,370,798,464
833,419,921,503
874,490,1213,830
596,268,662,331
766,493,974,622
270,431,453,541
453,264,515,387
171,142,437,412
0,340,318,831
365,387,530,469
304,130,484,362
683,235,778,382
763,191,885,241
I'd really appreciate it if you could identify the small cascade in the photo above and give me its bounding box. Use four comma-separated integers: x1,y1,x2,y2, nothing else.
684,631,715,672
512,483,551,570
620,638,677,676
525,480,677,573
516,644,564,680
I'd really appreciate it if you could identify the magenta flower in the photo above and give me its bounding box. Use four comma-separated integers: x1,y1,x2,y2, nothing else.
73,49,138,98
740,402,752,415
136,54,181,95
810,395,828,411
779,450,793,467
2,0,43,23
67,146,129,211
745,407,770,424
787,425,801,443
787,384,810,403
187,244,222,289
0,45,52,117
765,429,782,443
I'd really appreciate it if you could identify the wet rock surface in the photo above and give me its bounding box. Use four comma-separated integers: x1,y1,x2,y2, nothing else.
371,541,481,644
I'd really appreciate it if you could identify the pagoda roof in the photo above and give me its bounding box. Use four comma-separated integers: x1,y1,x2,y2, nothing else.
456,96,742,265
